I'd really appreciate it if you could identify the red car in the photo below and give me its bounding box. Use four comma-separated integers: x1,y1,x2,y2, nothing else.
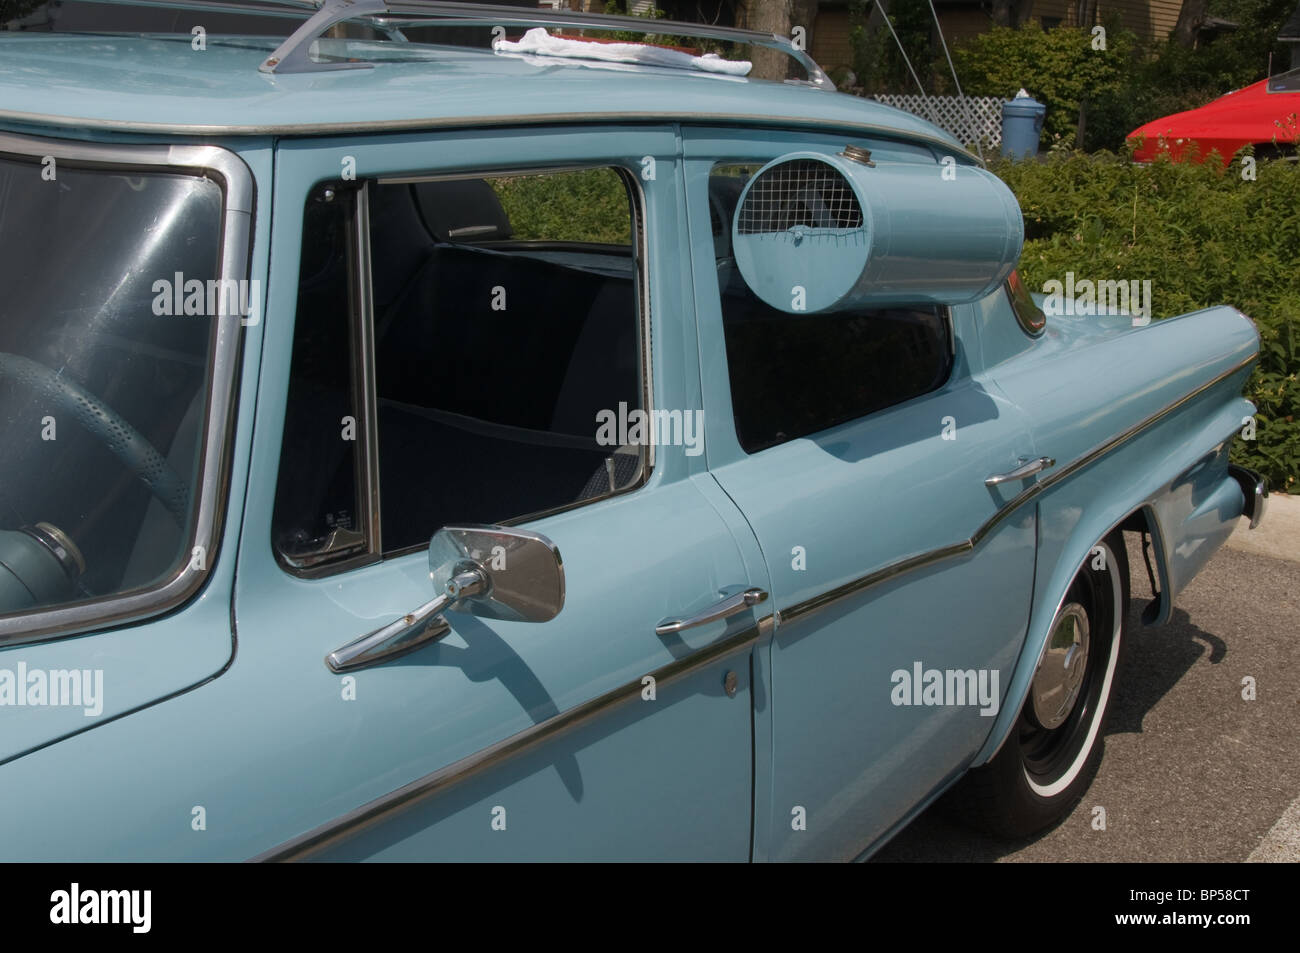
1128,66,1299,165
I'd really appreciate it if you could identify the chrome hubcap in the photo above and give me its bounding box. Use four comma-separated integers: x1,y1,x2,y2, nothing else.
1031,602,1091,730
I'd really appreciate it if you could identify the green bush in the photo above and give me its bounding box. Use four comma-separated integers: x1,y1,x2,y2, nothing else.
847,0,950,98
950,2,1294,153
596,1,700,50
1084,16,1289,154
991,150,1300,491
953,17,1142,147
488,168,630,245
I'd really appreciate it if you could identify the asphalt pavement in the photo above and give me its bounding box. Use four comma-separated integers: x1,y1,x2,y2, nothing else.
874,495,1300,862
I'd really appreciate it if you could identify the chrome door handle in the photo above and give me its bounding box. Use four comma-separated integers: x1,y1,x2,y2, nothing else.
985,456,1055,487
656,587,768,636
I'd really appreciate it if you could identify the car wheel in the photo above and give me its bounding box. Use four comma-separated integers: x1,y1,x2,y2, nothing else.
945,531,1129,839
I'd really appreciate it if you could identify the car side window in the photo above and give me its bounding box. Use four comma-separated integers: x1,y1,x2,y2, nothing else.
708,163,953,454
273,166,647,570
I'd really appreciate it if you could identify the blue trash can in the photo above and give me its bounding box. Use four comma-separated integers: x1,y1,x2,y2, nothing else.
1001,94,1046,160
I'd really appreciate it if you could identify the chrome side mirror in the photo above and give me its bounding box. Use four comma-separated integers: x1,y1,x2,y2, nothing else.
325,525,564,673
428,525,564,623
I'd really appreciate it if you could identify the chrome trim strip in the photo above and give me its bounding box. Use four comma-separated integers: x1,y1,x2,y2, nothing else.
0,111,978,165
780,352,1258,627
0,132,254,646
377,163,612,185
781,541,972,626
352,182,383,556
252,614,767,861
630,166,655,475
1023,351,1256,503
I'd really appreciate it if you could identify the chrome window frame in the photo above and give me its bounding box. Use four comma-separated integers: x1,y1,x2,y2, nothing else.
275,161,653,575
270,179,378,579
0,131,253,647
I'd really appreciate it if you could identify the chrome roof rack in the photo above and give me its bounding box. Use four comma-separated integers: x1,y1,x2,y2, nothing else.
262,0,389,72
55,0,829,83
258,0,830,84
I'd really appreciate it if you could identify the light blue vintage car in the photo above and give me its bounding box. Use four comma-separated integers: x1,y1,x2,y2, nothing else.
0,0,1268,862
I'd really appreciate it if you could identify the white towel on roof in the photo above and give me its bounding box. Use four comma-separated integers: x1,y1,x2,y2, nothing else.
493,27,751,77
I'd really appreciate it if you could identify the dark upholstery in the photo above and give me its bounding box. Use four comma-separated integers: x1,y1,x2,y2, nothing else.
275,181,643,559
373,242,639,551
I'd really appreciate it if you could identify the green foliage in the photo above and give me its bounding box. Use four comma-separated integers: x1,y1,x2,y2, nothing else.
1197,0,1295,81
847,0,947,97
0,0,45,23
1084,0,1295,154
596,1,699,51
953,17,1141,145
991,150,1300,490
488,168,630,245
951,1,1296,152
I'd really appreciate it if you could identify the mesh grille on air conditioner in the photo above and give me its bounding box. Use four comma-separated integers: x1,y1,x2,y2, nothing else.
736,158,864,234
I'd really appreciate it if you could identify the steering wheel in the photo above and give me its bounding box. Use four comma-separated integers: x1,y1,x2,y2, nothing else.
0,352,190,525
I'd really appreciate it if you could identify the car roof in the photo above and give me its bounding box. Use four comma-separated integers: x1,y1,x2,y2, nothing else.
0,33,967,156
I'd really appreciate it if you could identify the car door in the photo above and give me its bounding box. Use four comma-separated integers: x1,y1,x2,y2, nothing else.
228,127,770,860
683,130,1039,861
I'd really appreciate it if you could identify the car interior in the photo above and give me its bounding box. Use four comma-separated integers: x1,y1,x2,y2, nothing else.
274,170,644,565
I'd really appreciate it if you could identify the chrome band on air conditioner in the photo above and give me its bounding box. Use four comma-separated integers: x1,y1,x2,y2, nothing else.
779,351,1258,628
251,614,769,862
0,132,253,646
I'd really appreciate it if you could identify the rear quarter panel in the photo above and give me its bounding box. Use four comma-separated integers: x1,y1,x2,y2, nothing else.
972,303,1258,764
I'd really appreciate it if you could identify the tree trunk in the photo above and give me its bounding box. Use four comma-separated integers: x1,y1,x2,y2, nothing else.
1172,0,1209,48
735,0,794,80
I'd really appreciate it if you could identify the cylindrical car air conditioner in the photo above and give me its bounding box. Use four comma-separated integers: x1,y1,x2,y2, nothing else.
731,151,1024,313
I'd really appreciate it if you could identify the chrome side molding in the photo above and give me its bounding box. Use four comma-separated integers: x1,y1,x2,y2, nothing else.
781,353,1258,628
260,617,766,861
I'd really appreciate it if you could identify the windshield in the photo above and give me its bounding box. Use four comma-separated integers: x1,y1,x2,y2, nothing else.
0,153,223,619
1268,67,1300,93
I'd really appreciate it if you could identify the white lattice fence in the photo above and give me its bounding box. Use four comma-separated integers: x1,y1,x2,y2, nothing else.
872,95,1003,149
